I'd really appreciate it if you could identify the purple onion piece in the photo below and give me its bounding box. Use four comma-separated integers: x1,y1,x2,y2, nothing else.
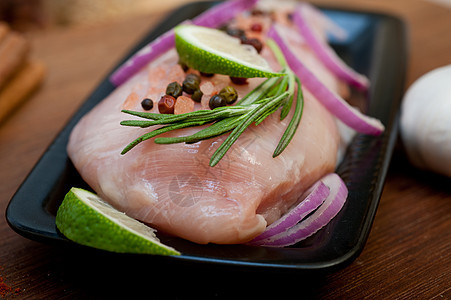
253,173,348,247
267,24,384,135
293,4,369,91
248,180,330,244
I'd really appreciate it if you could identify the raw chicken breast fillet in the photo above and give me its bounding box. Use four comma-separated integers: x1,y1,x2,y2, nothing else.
67,16,344,244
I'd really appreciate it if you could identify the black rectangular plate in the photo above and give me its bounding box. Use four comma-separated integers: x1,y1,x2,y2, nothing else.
6,1,407,273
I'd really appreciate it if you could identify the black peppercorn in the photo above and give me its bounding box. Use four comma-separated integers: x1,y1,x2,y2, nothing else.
141,98,154,110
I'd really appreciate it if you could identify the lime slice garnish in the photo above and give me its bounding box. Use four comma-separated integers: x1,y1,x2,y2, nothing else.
175,24,283,78
55,188,180,256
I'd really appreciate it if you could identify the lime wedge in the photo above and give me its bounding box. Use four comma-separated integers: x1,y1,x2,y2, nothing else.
55,188,180,256
175,24,283,78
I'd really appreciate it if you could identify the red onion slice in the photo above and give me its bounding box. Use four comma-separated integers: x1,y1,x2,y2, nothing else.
109,0,258,86
293,4,369,91
253,173,348,247
267,24,384,135
248,180,330,244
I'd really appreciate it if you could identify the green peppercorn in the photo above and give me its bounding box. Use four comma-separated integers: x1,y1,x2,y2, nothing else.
209,94,227,110
183,74,201,94
219,86,238,104
191,89,203,103
166,81,183,98
141,98,154,110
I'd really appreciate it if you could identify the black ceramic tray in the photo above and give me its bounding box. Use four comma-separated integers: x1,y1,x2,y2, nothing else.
6,1,406,273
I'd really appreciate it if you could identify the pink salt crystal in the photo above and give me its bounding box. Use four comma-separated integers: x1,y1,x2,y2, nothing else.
200,81,216,95
174,96,195,114
200,81,217,109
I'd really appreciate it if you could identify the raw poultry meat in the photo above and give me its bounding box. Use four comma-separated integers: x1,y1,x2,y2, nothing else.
67,3,345,244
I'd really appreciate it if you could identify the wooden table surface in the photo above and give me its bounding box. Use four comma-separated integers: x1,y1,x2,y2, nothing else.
1,0,450,298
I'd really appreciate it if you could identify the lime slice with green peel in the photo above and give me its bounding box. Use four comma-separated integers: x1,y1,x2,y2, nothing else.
175,24,283,78
56,188,180,256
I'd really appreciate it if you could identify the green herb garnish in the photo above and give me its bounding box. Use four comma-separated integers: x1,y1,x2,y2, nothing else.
120,39,304,167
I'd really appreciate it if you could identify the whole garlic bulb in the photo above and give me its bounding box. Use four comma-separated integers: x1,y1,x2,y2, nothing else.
400,65,451,178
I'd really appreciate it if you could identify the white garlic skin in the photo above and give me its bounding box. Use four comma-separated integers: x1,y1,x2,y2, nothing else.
400,65,451,178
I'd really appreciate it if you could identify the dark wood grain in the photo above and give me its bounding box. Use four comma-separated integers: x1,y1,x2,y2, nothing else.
1,0,450,298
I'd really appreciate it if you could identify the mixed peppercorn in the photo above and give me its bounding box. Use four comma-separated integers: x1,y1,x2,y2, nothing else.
141,22,264,114
140,72,238,114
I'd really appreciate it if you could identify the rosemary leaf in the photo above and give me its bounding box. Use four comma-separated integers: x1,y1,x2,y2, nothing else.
254,93,290,125
237,76,280,106
273,76,304,157
267,75,289,98
210,92,289,166
122,105,254,128
267,39,288,68
280,72,296,120
121,120,208,154
155,116,245,144
121,110,167,120
120,120,157,128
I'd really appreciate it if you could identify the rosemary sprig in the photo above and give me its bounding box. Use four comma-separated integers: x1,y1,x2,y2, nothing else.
120,39,304,166
209,91,290,166
120,104,254,128
273,76,304,157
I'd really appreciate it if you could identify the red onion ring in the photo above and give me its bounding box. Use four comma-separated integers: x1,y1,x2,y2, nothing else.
267,24,384,135
252,173,348,247
248,180,330,244
293,4,369,91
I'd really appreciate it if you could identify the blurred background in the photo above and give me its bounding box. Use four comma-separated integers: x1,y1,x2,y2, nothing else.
0,0,449,34
0,0,209,31
1,0,450,32
0,0,437,31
